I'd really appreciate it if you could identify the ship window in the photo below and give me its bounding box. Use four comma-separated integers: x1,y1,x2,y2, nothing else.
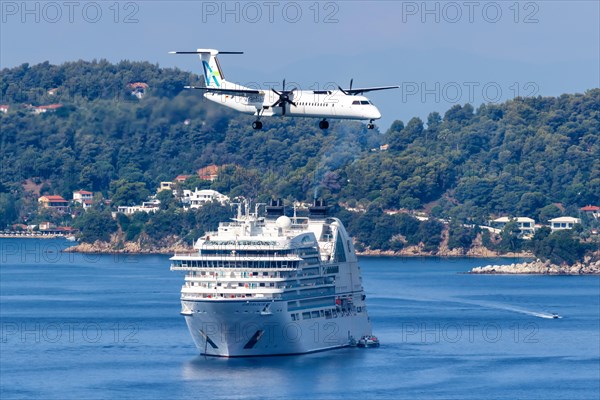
334,232,347,262
302,312,311,320
311,311,320,318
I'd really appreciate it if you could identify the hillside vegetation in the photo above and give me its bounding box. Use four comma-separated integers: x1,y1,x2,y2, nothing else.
1,61,598,258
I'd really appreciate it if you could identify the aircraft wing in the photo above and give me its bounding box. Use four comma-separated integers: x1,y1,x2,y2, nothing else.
341,86,399,95
184,86,261,96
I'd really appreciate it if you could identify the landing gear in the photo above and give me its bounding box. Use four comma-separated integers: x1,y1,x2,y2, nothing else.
252,120,263,130
367,120,375,130
319,119,329,130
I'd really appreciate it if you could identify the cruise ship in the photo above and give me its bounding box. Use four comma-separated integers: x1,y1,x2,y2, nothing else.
170,199,373,357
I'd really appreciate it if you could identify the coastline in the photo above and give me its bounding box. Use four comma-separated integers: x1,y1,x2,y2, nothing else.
1,233,72,239
61,240,193,255
59,238,531,258
14,237,597,275
356,247,532,259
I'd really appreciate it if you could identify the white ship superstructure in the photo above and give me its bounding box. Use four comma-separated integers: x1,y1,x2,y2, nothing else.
170,199,372,357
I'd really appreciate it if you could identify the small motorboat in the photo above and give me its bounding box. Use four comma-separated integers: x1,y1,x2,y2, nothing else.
357,335,380,348
551,313,561,319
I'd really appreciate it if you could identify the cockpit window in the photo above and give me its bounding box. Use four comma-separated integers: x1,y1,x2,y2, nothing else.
352,100,360,105
361,100,370,105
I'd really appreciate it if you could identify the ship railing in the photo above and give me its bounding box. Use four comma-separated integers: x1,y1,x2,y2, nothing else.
181,292,283,301
185,274,288,281
170,264,298,272
182,285,285,293
171,254,303,261
283,290,336,302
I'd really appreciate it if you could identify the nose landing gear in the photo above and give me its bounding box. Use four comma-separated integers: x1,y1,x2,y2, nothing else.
252,120,263,130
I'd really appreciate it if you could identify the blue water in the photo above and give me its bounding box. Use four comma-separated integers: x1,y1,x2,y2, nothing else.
1,239,599,399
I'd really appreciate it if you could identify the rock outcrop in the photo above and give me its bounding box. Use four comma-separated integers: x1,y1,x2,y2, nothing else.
470,258,600,275
63,232,194,254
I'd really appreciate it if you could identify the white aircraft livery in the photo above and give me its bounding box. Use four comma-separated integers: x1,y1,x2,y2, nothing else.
170,49,398,130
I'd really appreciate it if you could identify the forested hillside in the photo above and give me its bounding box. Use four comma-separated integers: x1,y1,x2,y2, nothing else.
1,61,598,253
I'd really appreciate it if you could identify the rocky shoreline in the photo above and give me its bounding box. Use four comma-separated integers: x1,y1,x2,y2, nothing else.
63,240,530,258
470,258,600,275
62,233,194,255
356,246,530,258
62,241,194,255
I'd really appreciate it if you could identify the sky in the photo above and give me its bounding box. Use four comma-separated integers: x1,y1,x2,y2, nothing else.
1,0,599,130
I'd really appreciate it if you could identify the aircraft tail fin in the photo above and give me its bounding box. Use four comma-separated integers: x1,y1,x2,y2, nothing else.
169,49,242,89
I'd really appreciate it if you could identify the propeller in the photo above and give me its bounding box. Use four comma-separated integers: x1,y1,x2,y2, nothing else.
271,79,296,115
338,78,354,95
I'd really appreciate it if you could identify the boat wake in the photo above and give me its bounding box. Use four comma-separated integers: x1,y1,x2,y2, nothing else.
374,291,563,319
457,299,562,319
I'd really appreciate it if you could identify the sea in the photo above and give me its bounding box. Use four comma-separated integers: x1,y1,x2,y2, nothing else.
1,238,599,400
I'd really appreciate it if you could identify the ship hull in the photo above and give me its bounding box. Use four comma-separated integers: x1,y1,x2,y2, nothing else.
182,299,372,357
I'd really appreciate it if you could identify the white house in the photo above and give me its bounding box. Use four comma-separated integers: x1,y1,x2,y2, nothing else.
549,217,581,232
117,200,160,215
31,104,63,114
182,189,229,209
491,217,536,238
73,190,93,209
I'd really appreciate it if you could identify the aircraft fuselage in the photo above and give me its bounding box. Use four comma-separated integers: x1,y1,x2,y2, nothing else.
203,90,381,121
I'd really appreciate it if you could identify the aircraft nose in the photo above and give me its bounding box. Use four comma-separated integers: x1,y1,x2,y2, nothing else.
370,106,382,120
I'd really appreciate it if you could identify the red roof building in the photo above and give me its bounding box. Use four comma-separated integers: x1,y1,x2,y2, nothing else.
38,195,69,212
580,205,599,220
32,104,63,114
580,205,599,212
128,82,149,99
197,165,220,181
175,175,191,183
128,82,149,89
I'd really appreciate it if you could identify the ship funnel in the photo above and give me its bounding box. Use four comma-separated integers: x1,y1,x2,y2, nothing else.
308,198,328,219
265,198,285,219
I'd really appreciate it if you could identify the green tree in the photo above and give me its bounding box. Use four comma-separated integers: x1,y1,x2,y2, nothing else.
498,220,523,253
538,204,562,224
448,223,477,252
156,189,177,210
533,229,588,265
111,181,150,206
0,193,18,228
74,209,118,243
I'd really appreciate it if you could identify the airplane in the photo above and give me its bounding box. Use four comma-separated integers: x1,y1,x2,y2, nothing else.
170,49,398,130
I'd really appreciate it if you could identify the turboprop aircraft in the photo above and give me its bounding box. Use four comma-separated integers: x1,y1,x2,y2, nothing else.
170,49,398,130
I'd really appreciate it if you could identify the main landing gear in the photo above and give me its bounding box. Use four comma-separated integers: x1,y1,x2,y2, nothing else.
319,119,329,130
252,120,263,130
367,120,375,129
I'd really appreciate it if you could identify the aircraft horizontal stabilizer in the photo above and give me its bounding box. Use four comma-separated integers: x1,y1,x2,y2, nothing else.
169,51,243,55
